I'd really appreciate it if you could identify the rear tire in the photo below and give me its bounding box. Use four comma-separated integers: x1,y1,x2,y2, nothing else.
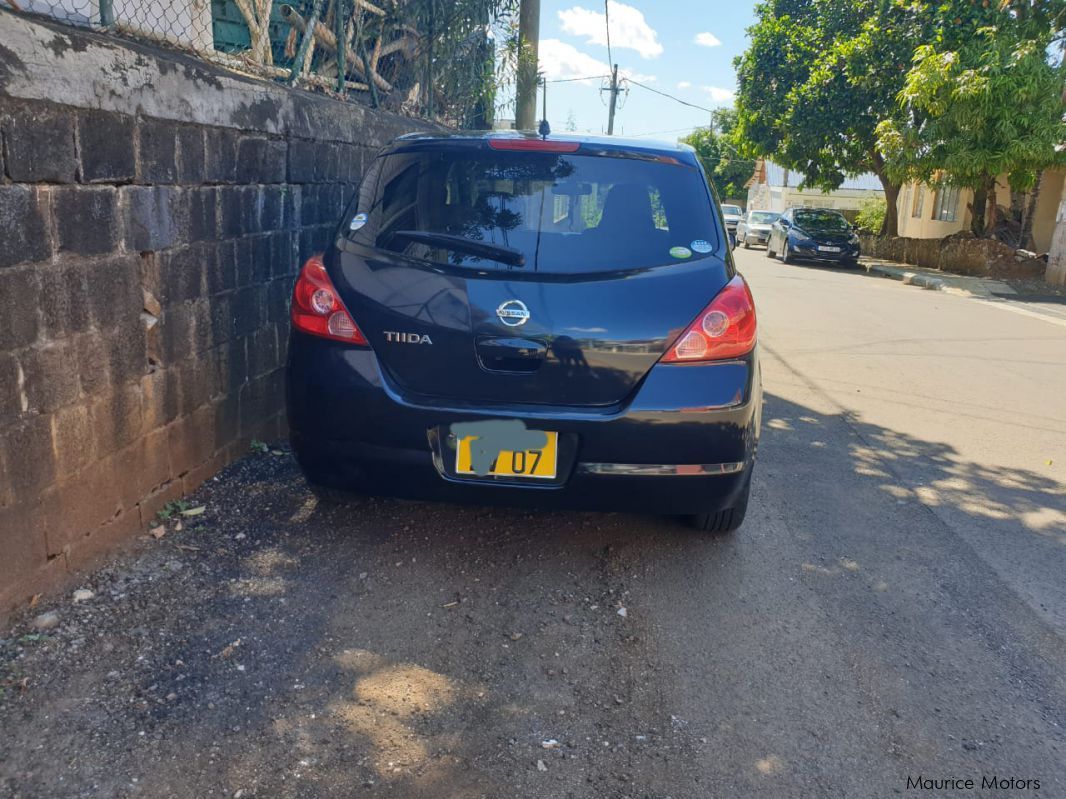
765,239,776,258
689,469,752,533
781,242,794,264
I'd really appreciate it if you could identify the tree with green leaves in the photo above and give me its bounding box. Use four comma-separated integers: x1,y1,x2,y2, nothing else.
682,110,754,202
876,1,1066,237
734,0,927,235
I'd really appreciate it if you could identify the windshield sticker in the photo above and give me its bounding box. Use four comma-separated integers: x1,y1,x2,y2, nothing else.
669,246,692,260
690,239,712,254
349,212,368,231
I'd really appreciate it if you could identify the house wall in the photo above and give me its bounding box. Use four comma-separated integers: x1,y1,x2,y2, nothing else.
1030,169,1065,254
0,11,431,614
746,183,884,214
898,170,1064,253
897,182,973,240
22,0,214,50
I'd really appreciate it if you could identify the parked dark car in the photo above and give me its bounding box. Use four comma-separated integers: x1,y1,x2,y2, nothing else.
766,207,860,266
286,132,762,532
736,210,781,248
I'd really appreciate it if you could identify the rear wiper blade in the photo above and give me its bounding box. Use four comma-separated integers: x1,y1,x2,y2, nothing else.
392,230,526,267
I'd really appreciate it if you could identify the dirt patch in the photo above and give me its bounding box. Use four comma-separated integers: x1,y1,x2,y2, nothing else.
1,448,704,798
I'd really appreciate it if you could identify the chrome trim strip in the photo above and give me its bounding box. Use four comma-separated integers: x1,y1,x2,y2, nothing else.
578,462,745,477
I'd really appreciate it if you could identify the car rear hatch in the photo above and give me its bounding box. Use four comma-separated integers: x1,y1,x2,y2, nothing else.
329,136,731,408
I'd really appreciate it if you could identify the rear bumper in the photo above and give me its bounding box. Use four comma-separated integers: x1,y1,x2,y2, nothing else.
791,242,860,262
286,335,762,514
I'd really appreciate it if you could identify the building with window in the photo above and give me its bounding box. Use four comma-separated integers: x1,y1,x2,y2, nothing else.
744,160,885,219
897,171,1065,253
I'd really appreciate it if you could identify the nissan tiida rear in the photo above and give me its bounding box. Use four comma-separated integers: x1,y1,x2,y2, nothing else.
286,132,762,532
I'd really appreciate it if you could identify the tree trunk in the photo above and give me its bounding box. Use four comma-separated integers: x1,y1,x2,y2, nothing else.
1019,170,1045,251
986,180,998,237
870,152,899,237
970,182,989,236
881,180,900,237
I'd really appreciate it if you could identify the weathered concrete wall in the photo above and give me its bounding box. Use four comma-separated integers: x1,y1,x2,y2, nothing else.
0,11,430,613
860,233,1047,280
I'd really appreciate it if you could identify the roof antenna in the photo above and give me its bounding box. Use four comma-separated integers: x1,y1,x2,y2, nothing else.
539,76,550,139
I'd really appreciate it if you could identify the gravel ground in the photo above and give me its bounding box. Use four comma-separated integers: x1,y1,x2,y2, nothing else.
1,449,706,798
3,248,1065,798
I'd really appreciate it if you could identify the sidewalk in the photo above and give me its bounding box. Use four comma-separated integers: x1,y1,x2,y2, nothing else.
859,259,1017,299
859,258,1066,326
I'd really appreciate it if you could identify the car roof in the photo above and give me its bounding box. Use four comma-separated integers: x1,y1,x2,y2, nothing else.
386,130,700,164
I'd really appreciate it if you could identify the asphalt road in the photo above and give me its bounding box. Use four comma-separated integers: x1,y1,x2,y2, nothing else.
2,246,1065,798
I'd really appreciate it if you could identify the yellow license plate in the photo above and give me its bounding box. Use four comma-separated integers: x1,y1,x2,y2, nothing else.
455,432,558,479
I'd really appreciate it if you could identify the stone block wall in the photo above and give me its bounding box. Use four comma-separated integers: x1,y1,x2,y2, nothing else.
0,11,430,613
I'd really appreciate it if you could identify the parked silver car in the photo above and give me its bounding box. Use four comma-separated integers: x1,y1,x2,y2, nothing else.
736,210,781,248
721,204,744,234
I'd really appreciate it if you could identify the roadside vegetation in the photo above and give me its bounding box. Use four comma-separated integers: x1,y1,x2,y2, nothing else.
729,0,1065,242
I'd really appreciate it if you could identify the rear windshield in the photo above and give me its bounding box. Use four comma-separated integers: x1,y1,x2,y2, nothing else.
794,209,850,232
347,148,719,273
748,211,779,224
722,205,743,216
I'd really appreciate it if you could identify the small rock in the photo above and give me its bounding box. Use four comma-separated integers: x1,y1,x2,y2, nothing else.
541,739,560,749
166,692,178,702
234,533,246,541
32,611,59,631
509,632,523,641
536,759,548,772
149,525,166,540
72,589,94,603
616,606,628,618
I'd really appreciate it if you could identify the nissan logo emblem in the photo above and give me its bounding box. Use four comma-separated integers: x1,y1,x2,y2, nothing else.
496,299,530,327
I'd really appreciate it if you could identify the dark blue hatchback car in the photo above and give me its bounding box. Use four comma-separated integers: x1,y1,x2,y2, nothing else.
286,132,762,532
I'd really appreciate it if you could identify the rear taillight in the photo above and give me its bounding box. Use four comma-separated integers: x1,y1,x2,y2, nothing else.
291,255,368,345
661,275,757,363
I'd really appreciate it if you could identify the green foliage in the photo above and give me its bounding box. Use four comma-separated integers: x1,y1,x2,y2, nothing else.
733,0,927,233
157,500,192,522
250,439,269,454
854,197,886,234
876,2,1066,234
376,0,518,127
681,123,753,203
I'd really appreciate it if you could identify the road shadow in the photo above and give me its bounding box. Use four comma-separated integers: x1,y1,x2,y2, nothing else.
2,389,1064,797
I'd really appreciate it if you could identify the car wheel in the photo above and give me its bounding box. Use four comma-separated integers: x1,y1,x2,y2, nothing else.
742,235,750,249
765,238,776,258
689,468,752,533
781,242,794,264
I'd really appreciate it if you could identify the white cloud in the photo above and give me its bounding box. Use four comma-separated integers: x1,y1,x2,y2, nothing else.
558,1,663,60
694,32,722,48
539,40,655,84
702,85,736,103
676,81,692,90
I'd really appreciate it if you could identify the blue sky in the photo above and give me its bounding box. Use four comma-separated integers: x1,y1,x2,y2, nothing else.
531,0,759,139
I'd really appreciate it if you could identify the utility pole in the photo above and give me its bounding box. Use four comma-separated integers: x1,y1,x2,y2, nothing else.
515,0,541,130
605,63,620,135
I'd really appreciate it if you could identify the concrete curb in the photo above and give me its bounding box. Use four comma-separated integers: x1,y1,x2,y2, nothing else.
861,261,1015,299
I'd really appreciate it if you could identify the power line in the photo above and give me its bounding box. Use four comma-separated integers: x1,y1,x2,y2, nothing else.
624,79,718,113
546,74,611,83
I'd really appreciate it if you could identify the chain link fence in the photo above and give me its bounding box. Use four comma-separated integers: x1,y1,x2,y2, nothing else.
9,0,514,126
